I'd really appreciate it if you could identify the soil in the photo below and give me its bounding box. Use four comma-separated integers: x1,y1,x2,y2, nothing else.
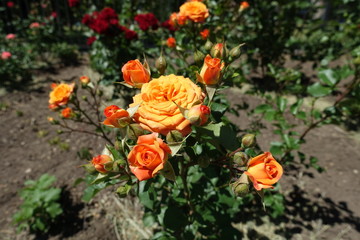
0,61,359,240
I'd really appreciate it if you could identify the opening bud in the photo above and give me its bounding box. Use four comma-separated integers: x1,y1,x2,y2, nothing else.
233,152,248,166
155,54,167,75
187,104,211,126
166,130,184,144
242,133,256,148
231,174,250,197
211,43,227,59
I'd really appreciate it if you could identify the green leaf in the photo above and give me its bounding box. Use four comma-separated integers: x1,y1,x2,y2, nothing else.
254,104,272,114
307,82,332,97
160,161,176,181
43,188,61,202
318,69,337,86
46,202,63,218
270,142,284,156
276,97,287,112
116,184,132,198
163,206,187,231
290,99,303,115
37,174,56,189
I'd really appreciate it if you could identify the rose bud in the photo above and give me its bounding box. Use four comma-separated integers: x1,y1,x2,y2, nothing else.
229,44,244,59
210,43,226,59
79,75,90,85
194,49,205,65
127,133,172,181
233,152,248,166
204,39,213,51
61,107,73,118
155,54,167,75
197,55,225,86
103,105,120,117
121,59,150,88
245,152,283,191
91,155,112,174
126,123,145,140
242,133,256,147
103,108,131,128
239,1,250,12
166,130,184,144
200,29,210,40
166,37,176,48
187,104,210,126
231,174,250,197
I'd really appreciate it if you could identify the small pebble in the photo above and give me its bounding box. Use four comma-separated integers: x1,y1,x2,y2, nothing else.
25,168,31,173
354,169,358,174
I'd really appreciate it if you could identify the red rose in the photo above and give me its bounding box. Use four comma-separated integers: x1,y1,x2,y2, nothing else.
68,0,80,7
124,28,138,40
134,13,159,31
7,1,14,8
86,36,96,46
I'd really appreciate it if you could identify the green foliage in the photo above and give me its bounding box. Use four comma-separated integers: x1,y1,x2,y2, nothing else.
13,174,63,233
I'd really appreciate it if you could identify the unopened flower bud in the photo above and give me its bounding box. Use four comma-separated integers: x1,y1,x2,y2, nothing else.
211,43,227,59
231,174,249,197
229,44,243,59
83,163,96,173
79,75,90,85
166,130,184,144
155,54,167,75
198,156,210,168
127,124,145,140
187,104,211,126
204,39,213,51
242,134,256,147
116,185,131,198
194,50,205,64
233,152,248,166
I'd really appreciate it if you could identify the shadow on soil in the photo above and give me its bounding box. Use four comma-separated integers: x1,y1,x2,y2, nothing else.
34,187,86,240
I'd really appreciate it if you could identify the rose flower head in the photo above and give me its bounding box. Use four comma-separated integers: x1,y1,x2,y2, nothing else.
128,133,171,181
245,152,283,191
61,107,73,118
198,55,224,85
179,1,209,23
103,105,130,128
79,75,90,84
134,13,159,31
239,1,250,12
122,59,150,88
1,51,12,60
91,155,112,174
130,74,204,136
49,83,75,107
200,29,209,40
166,37,176,48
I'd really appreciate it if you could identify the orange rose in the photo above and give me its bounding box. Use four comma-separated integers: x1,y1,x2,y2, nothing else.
166,37,176,48
179,1,209,23
128,133,171,181
176,14,188,25
121,59,150,88
200,29,209,40
49,83,75,106
198,55,224,85
239,1,250,11
245,152,283,191
91,155,112,174
61,107,73,118
79,76,90,84
103,106,130,128
187,104,210,126
130,74,204,136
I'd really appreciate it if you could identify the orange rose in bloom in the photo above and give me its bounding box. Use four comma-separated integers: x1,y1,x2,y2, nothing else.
103,106,130,128
166,37,176,48
79,76,90,84
49,83,75,106
179,1,209,23
245,152,283,191
198,55,224,85
200,29,209,40
239,1,250,11
130,74,204,136
61,107,73,118
187,104,210,126
121,59,150,88
128,133,171,181
91,155,112,174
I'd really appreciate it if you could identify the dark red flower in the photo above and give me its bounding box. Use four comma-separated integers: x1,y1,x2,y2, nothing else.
82,8,121,36
124,28,138,40
51,12,57,18
134,13,159,31
86,36,96,46
161,20,177,32
68,0,80,7
7,1,14,8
